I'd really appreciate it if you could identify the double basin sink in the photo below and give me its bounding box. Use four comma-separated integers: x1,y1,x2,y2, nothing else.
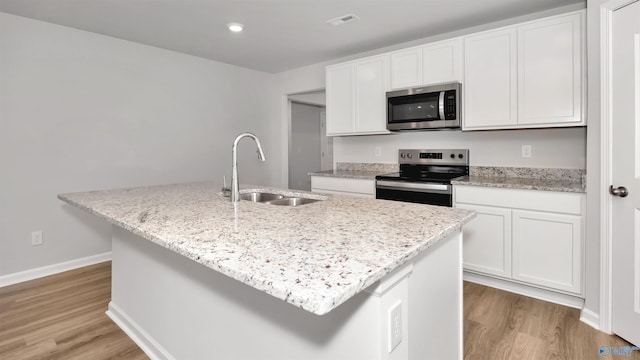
239,191,322,207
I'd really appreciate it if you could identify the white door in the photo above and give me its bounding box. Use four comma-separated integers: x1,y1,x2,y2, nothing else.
611,0,640,347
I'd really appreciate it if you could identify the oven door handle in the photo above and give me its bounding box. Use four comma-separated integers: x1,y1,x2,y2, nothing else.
376,181,451,193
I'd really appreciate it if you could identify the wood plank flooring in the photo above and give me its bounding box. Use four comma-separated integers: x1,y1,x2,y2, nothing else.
1,262,638,359
464,281,640,360
0,262,146,360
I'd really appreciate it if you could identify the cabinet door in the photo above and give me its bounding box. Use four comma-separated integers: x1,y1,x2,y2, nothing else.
518,13,583,125
456,203,512,279
390,47,423,89
512,210,582,294
422,38,462,85
463,28,517,129
326,63,354,135
354,55,390,134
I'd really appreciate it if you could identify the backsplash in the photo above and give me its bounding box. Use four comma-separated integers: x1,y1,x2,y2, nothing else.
336,162,398,173
470,166,585,183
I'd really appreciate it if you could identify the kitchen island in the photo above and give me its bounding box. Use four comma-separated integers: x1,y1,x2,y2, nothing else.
58,182,474,360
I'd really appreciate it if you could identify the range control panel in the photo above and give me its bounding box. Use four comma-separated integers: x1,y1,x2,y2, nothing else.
398,149,469,165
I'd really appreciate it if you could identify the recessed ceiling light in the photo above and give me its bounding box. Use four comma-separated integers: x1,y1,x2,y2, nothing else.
227,23,244,32
326,14,360,26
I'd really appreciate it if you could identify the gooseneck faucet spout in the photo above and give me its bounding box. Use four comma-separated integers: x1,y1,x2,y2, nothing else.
231,132,266,202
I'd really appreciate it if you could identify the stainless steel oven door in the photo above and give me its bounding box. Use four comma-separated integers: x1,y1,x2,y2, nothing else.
375,180,452,207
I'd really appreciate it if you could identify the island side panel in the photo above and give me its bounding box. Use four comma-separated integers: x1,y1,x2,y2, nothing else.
108,225,463,360
409,231,463,360
108,226,386,360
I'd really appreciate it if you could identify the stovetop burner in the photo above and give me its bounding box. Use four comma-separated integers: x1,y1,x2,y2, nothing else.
376,149,470,184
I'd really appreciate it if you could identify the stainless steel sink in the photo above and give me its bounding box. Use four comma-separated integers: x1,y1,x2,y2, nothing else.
264,197,321,206
240,192,285,202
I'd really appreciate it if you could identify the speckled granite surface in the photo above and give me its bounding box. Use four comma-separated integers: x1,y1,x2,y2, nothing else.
454,167,586,193
336,162,399,173
58,182,475,315
308,163,397,179
308,169,384,180
469,166,585,183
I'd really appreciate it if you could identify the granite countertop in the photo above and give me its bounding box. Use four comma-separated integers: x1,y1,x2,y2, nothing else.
451,176,585,193
308,169,388,180
58,182,475,315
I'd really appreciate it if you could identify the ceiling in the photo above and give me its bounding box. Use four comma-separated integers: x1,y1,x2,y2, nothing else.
0,0,583,73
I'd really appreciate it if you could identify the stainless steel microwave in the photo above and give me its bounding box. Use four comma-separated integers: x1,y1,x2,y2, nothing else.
386,82,461,131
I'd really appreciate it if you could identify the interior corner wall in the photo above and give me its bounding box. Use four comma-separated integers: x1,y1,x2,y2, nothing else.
0,13,278,276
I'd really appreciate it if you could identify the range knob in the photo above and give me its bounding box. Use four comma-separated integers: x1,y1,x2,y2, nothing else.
458,154,464,159
450,154,456,159
407,153,413,159
400,153,406,159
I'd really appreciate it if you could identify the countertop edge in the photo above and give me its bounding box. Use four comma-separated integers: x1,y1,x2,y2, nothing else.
58,189,476,316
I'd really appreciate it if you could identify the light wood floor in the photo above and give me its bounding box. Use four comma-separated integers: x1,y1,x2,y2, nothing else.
464,282,640,360
1,262,638,360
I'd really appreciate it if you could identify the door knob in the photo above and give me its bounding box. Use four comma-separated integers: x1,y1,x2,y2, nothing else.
609,185,629,197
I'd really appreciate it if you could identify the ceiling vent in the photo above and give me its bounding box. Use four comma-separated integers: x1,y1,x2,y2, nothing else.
326,14,360,26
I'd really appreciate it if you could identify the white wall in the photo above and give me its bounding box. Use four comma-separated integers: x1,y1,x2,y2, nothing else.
0,13,278,276
334,128,586,168
288,91,326,106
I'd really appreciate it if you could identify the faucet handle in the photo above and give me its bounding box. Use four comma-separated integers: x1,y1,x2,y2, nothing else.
221,175,231,197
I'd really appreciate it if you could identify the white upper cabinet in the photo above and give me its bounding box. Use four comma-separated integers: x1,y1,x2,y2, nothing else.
463,28,517,128
327,10,585,134
326,63,354,135
390,47,423,90
326,54,390,136
422,38,463,86
462,11,585,130
390,38,462,90
517,13,583,125
354,56,389,133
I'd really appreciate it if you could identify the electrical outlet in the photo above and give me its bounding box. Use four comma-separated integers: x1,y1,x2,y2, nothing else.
374,146,382,157
522,145,532,158
31,230,43,246
388,301,402,352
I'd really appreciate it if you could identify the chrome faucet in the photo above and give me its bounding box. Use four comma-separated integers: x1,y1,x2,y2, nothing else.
231,132,266,202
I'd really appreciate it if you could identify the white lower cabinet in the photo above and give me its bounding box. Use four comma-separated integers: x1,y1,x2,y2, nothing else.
456,203,512,279
455,186,584,296
310,176,375,198
512,210,582,294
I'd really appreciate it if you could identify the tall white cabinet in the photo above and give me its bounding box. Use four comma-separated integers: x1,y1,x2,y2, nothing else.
463,11,584,130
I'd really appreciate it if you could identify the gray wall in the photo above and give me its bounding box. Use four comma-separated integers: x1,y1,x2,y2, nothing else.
0,13,277,276
289,102,323,191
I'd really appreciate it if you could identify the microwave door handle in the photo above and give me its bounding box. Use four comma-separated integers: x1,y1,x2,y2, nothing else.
438,91,446,120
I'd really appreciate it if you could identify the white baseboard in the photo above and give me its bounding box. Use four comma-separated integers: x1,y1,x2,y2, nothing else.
464,271,585,309
106,302,175,360
580,307,601,331
0,252,112,288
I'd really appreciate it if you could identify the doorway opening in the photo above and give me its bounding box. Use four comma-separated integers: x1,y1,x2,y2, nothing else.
288,90,331,191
